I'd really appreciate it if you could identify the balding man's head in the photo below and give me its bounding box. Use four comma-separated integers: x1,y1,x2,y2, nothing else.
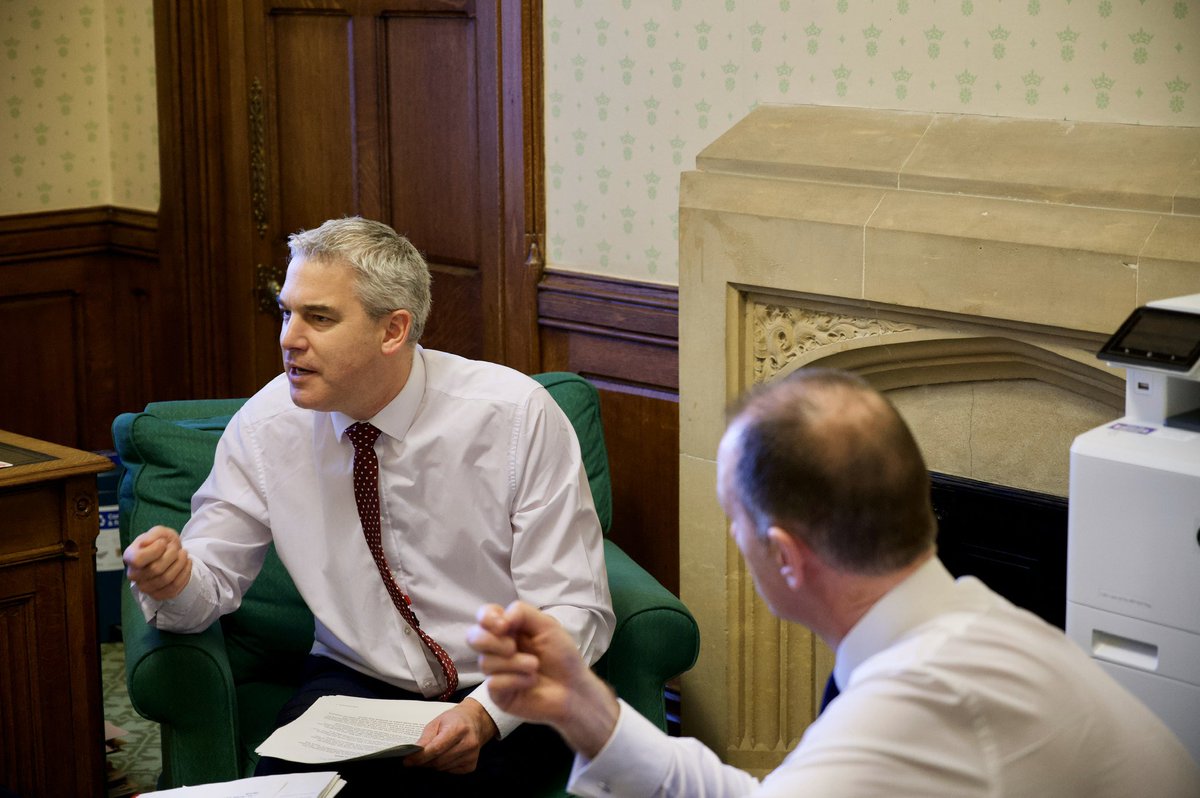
725,369,936,575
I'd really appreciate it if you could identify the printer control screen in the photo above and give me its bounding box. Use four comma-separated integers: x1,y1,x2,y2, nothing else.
1098,306,1200,370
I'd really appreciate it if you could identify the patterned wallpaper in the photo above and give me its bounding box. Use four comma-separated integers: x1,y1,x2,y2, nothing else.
1,0,158,215
544,1,1200,285
3,2,1195,287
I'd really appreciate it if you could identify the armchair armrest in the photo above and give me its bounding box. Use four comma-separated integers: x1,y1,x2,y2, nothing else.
120,589,243,787
599,540,700,732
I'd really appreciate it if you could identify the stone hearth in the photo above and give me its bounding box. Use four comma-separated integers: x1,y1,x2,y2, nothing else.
677,104,1200,773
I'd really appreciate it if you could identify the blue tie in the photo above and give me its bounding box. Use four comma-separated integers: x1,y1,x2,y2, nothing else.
819,673,840,714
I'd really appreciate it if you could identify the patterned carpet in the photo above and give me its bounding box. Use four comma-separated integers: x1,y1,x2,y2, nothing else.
101,642,162,793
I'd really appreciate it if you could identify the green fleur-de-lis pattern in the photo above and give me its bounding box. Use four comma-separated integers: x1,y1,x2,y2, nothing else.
2,1,1194,279
1,0,157,214
546,1,1198,284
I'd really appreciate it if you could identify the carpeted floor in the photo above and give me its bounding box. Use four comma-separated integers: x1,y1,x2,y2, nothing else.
101,642,162,793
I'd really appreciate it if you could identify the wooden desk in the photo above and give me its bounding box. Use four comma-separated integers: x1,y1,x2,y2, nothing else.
0,430,112,797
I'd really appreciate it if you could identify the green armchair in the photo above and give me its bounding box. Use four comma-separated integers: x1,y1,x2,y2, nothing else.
112,372,699,793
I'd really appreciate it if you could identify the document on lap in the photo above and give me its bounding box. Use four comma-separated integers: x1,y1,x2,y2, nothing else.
255,695,455,764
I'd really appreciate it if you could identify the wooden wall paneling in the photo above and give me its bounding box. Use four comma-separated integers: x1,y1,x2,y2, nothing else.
0,208,166,451
108,209,179,422
596,385,680,596
538,271,680,594
0,209,112,253
0,275,87,447
0,211,100,448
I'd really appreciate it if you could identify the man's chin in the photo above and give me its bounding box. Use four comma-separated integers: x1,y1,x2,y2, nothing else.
287,385,328,412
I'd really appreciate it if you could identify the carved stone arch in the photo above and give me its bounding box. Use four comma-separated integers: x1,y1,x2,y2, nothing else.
776,333,1124,412
764,330,1124,497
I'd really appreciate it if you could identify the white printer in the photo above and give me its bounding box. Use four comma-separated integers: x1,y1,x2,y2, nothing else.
1067,293,1200,764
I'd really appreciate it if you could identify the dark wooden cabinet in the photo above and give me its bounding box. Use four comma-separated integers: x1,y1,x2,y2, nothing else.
0,431,111,797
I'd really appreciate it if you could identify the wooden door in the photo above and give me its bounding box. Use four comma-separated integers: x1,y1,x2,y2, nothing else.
157,0,538,399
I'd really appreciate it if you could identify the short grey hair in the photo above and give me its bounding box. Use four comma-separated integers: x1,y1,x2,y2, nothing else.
288,217,432,343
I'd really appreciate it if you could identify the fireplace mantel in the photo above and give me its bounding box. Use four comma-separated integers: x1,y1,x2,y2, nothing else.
677,104,1200,772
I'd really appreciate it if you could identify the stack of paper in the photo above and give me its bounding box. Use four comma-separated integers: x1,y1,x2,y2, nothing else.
138,771,345,797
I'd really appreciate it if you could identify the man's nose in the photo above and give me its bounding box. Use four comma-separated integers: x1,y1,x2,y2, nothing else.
280,316,303,349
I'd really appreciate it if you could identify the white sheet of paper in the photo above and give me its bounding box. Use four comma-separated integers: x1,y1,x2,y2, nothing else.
137,772,345,798
254,695,455,764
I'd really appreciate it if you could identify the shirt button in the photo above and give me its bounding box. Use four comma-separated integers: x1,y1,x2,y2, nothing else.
403,626,412,636
422,679,435,690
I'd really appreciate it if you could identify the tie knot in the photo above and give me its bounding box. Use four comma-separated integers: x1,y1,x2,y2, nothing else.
346,421,382,453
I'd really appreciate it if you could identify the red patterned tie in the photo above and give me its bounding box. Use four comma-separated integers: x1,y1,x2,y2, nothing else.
346,421,459,700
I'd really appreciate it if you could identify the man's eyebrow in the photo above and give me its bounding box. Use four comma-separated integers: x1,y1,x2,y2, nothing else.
278,299,339,316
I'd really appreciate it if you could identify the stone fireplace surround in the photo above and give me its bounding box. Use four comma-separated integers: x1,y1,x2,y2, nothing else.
677,104,1200,774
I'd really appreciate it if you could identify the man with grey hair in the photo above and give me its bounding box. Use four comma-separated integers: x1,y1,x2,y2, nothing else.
124,217,615,795
469,368,1200,797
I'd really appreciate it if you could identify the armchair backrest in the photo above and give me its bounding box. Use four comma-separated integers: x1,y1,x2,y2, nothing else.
530,372,612,534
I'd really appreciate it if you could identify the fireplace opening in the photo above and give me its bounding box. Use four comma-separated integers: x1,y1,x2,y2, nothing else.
930,472,1068,629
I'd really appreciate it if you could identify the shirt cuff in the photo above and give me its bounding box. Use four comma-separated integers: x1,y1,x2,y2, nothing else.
131,561,205,628
568,700,672,797
468,681,523,739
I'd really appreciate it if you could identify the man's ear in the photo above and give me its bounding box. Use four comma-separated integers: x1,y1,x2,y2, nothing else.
767,526,808,591
381,309,413,354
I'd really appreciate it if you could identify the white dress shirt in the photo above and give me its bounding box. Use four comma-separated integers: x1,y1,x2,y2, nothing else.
134,347,615,736
569,557,1199,797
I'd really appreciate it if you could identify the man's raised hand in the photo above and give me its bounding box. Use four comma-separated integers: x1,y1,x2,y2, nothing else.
123,525,192,600
468,601,619,759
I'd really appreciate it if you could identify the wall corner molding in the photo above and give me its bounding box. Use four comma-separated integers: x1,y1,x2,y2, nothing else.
0,206,158,260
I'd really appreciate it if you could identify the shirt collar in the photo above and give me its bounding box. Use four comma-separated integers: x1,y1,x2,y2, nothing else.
331,345,427,445
833,554,956,691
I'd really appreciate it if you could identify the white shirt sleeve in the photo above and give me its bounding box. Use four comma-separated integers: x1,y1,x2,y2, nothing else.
131,410,274,633
466,682,522,739
568,701,762,798
508,388,615,664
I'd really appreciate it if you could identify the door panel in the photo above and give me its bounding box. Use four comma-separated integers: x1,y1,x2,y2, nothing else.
247,4,363,385
420,263,484,359
383,15,479,264
271,11,358,233
382,11,488,358
240,0,504,385
155,1,535,398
